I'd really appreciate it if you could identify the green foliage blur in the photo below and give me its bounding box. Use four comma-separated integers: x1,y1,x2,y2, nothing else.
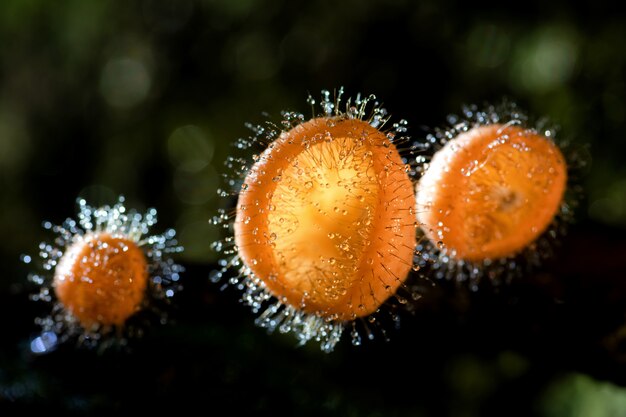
2,0,626,416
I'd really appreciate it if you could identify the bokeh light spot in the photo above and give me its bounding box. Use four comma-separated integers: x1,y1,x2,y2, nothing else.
100,57,152,109
167,125,215,169
511,27,578,92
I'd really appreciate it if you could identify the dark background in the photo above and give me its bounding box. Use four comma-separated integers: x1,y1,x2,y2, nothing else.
2,0,626,415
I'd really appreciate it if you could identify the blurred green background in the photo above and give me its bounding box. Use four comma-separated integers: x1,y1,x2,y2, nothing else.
2,0,626,416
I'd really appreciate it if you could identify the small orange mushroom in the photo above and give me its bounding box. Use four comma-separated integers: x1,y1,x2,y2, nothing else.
54,233,149,328
417,123,567,262
28,196,183,351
